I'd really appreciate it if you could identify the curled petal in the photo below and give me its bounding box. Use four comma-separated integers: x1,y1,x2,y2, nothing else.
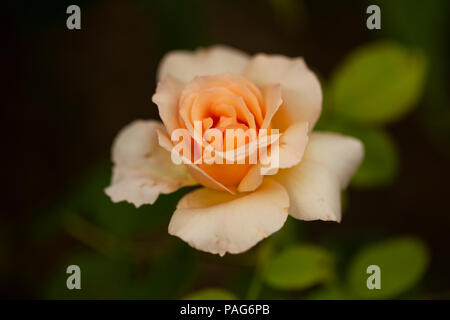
105,120,196,207
275,132,364,222
243,54,322,132
168,179,289,256
157,45,250,83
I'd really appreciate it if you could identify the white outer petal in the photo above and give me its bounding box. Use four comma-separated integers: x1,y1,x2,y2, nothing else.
105,167,182,208
275,132,364,222
275,161,342,222
151,76,184,135
105,120,196,207
157,45,250,83
304,132,364,188
168,179,289,256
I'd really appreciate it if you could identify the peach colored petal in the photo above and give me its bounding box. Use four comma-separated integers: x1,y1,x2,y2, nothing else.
105,120,196,207
243,54,322,132
156,129,235,194
237,165,263,192
275,132,364,222
178,73,264,131
278,121,309,169
168,179,289,256
157,45,250,83
261,84,282,129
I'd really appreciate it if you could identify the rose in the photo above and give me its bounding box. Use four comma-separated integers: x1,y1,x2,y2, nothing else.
105,46,364,256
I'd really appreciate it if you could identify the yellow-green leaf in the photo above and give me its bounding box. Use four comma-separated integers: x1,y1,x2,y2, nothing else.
330,41,427,124
183,288,236,300
263,245,333,290
348,237,429,299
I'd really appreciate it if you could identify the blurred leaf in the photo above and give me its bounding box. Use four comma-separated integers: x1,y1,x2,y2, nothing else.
347,236,429,299
330,41,427,124
263,244,333,290
377,0,450,157
307,284,354,300
183,288,236,300
351,127,399,188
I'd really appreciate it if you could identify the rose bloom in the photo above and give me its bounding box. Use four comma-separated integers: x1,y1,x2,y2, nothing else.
105,46,364,256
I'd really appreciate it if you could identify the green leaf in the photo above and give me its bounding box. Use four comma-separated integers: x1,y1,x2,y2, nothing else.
183,288,236,300
263,244,333,290
347,236,429,299
330,41,427,124
351,127,399,188
307,285,355,300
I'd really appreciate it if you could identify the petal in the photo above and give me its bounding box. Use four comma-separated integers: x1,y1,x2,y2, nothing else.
275,161,342,222
157,45,250,83
105,167,185,208
243,54,322,132
105,120,196,207
237,165,263,192
168,179,289,256
261,83,282,129
152,76,183,135
304,132,364,188
156,129,235,194
275,132,364,222
278,121,309,169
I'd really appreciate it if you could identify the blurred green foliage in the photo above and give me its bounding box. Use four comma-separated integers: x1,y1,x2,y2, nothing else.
330,42,427,125
319,41,427,187
347,237,429,299
184,288,237,300
374,0,450,155
263,244,334,290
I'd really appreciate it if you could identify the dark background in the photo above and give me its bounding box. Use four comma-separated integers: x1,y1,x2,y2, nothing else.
3,0,450,298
